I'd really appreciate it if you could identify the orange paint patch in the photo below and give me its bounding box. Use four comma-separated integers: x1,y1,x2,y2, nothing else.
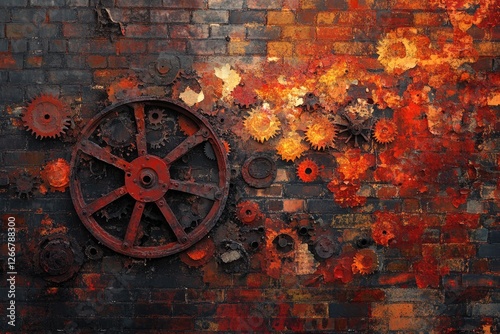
41,158,70,192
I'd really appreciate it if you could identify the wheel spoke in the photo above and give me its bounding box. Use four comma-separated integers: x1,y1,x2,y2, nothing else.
80,140,131,170
83,186,127,215
123,201,145,248
155,198,188,244
163,128,208,164
170,180,221,201
133,103,147,156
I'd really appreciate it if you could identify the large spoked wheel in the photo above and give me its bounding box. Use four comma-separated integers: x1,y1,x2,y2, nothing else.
70,97,229,258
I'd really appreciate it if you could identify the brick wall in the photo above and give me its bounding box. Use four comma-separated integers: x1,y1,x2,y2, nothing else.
1,0,499,332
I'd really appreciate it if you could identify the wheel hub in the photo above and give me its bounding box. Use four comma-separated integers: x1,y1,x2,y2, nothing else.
125,155,170,202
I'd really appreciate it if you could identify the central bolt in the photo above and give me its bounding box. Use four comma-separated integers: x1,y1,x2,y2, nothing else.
139,169,157,188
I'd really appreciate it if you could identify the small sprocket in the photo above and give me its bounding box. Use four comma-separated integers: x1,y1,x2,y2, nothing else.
22,95,71,139
14,171,39,198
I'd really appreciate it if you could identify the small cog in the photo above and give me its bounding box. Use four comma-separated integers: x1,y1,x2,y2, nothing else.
146,128,169,149
14,171,39,198
301,92,321,111
204,142,216,160
296,159,320,183
146,109,168,129
373,118,397,144
236,201,261,224
352,249,379,275
22,95,71,139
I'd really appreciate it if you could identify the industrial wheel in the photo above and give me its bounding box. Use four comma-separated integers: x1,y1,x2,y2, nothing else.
70,97,229,258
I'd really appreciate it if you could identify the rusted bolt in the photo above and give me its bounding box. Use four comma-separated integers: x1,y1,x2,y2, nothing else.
181,236,188,243
215,191,222,200
201,129,209,138
119,189,125,195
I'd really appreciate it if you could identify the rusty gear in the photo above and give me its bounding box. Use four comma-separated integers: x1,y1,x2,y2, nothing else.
146,109,168,129
71,97,229,259
204,141,216,160
373,118,398,144
243,108,281,143
22,95,71,139
236,201,261,224
222,140,231,155
99,114,135,148
34,234,84,283
296,159,320,183
14,171,38,198
241,155,277,188
146,128,169,149
179,237,215,267
302,92,321,111
178,114,198,136
352,248,379,275
305,116,337,150
333,111,373,147
232,84,258,109
276,133,308,162
40,158,70,192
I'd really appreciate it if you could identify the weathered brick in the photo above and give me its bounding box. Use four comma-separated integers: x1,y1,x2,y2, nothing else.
248,0,282,9
188,40,227,55
330,41,376,55
475,42,500,57
170,24,209,39
282,26,315,40
478,244,500,258
47,70,92,83
470,303,500,317
67,0,89,6
192,10,229,24
11,9,46,24
147,39,187,53
209,0,244,9
1,0,28,5
267,41,293,57
125,24,169,38
48,9,77,22
316,27,353,40
30,0,65,5
6,23,37,38
247,26,281,40
150,10,190,23
291,303,329,318
63,23,93,37
393,0,429,9
301,0,325,9
230,10,266,24
49,39,67,53
283,199,305,212
325,0,348,9
10,70,45,84
268,11,296,25
377,11,414,26
372,303,413,318
228,40,266,55
87,55,107,68
329,303,370,317
116,39,147,53
116,0,162,7
211,25,246,39
414,12,445,26
162,0,205,8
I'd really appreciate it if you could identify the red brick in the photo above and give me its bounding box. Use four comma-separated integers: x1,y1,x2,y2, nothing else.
377,11,414,26
87,55,107,68
291,303,328,318
163,0,204,8
107,56,128,68
316,27,353,40
393,0,430,9
147,39,187,53
116,39,147,54
124,24,169,38
414,12,445,26
248,0,282,9
170,24,209,39
283,199,305,212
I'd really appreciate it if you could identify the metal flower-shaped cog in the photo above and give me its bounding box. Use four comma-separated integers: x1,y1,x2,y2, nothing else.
296,158,320,183
333,111,373,147
305,116,337,150
243,108,281,143
22,95,71,139
373,118,398,144
276,133,308,162
351,248,379,275
146,109,168,129
301,92,321,111
236,200,261,224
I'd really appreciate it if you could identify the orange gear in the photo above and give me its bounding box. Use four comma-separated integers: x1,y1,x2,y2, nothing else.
236,201,261,224
179,237,215,267
178,115,198,136
222,140,231,155
371,220,397,247
351,249,379,275
296,159,320,182
305,116,337,150
40,158,70,192
373,118,397,144
276,133,308,162
243,107,280,143
22,95,71,139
